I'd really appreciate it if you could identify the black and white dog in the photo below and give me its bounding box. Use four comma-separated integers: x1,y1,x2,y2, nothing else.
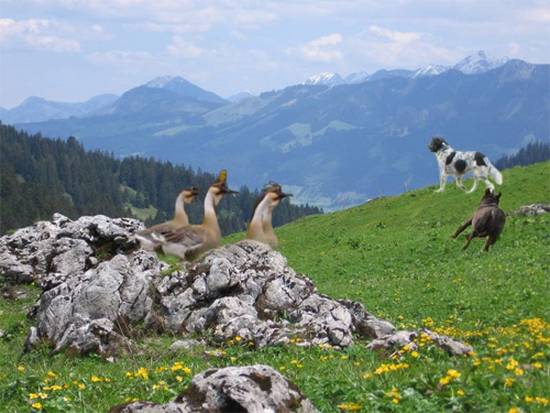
428,137,503,193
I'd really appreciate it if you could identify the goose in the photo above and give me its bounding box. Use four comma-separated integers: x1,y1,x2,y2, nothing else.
135,186,199,251
246,182,291,248
160,170,238,261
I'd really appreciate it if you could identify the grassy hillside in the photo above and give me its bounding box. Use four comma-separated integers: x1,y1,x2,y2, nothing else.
1,162,549,412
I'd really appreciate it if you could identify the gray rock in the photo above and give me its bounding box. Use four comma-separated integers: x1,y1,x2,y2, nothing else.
150,241,395,349
109,365,319,413
514,203,550,216
422,329,474,356
25,250,160,355
0,214,144,287
366,328,474,356
169,339,202,352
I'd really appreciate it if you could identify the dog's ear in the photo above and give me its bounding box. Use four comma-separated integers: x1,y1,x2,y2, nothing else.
484,188,492,197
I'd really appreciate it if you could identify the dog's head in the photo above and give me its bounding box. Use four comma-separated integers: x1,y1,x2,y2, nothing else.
428,137,448,153
481,188,502,206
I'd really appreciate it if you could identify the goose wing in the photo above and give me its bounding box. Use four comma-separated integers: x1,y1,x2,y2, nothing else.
138,221,175,238
164,226,206,248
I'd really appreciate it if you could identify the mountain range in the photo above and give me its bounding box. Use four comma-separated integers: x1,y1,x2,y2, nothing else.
3,51,549,210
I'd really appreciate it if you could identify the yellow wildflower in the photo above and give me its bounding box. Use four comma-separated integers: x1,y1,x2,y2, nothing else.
135,367,149,380
439,376,451,386
411,351,420,358
447,369,461,379
17,365,26,373
31,402,43,410
46,371,57,379
176,376,183,382
77,383,86,390
29,392,47,400
337,402,362,411
508,408,519,413
532,362,543,369
362,372,372,380
504,377,514,387
514,368,524,376
234,335,242,342
506,358,518,371
456,389,465,396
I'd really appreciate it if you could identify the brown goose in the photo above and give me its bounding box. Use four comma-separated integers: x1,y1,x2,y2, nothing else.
135,186,198,251
160,170,238,261
246,182,291,248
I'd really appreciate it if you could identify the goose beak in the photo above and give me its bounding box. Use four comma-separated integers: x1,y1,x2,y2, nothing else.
224,188,239,195
279,192,292,199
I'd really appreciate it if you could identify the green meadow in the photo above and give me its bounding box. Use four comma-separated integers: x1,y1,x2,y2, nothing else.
1,162,549,412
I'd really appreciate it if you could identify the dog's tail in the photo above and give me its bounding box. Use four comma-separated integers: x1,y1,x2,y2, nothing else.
486,159,503,185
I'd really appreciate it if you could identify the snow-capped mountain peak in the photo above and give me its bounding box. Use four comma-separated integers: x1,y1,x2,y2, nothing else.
412,64,449,78
304,72,345,87
345,71,369,84
453,50,509,74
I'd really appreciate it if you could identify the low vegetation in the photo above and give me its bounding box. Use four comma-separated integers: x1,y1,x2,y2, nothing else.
1,162,549,412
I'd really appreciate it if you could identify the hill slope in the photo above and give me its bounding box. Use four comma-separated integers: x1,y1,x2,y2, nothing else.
273,162,549,324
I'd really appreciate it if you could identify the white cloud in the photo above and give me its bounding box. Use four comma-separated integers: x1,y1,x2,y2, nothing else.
521,6,550,23
166,36,202,58
299,33,343,62
0,18,80,52
369,25,422,44
349,26,458,68
87,50,153,65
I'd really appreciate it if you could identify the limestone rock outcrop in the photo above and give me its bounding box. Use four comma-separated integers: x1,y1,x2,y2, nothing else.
109,364,319,413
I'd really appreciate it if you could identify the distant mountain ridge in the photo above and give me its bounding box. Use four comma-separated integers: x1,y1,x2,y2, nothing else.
0,94,118,124
306,50,511,86
9,54,550,210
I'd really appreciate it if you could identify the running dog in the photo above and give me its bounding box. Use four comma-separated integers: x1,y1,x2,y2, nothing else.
428,137,503,193
452,188,506,251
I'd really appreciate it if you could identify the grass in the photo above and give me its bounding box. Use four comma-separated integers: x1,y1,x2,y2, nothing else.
1,162,549,412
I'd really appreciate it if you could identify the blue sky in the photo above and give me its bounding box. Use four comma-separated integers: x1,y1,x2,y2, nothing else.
1,0,549,107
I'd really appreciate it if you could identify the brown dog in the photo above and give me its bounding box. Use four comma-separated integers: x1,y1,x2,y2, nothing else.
452,188,506,251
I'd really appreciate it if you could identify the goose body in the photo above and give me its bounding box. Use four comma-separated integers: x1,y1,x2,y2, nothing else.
246,183,291,249
160,170,237,261
135,187,197,251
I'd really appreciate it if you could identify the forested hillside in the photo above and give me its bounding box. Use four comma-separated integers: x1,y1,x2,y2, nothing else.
0,123,321,234
495,140,550,170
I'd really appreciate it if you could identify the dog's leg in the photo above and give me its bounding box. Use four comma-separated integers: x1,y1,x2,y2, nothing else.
467,176,479,194
456,176,466,191
435,173,447,192
452,218,472,238
463,232,476,250
483,235,497,252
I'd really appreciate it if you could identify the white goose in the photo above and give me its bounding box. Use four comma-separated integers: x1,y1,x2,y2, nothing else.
246,182,291,248
160,170,238,261
135,186,198,251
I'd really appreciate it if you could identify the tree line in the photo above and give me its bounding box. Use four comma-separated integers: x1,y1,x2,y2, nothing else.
0,123,321,235
495,141,550,170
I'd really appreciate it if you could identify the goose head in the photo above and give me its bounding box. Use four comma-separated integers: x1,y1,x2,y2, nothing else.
209,169,238,206
263,182,292,209
181,186,199,204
